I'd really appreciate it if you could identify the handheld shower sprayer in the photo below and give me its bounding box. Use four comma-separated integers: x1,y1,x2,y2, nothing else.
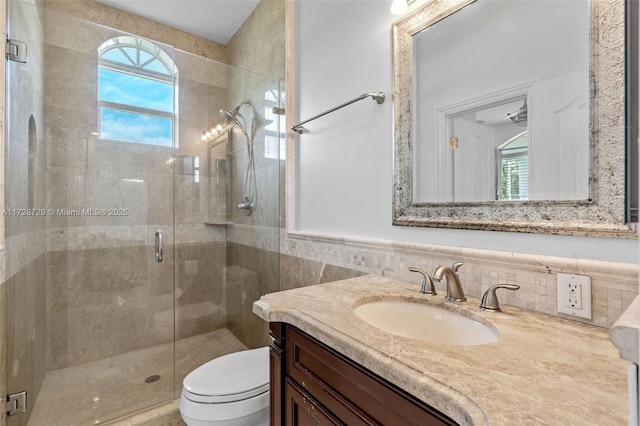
220,101,257,215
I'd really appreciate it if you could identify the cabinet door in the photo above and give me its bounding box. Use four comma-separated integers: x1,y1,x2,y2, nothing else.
286,326,458,426
285,378,344,426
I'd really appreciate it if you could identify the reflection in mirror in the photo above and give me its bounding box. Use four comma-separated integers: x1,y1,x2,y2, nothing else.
392,0,634,236
413,0,588,203
441,96,531,202
177,155,200,183
206,131,229,224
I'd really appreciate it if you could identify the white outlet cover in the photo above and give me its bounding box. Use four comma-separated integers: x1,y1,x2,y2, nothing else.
557,273,592,319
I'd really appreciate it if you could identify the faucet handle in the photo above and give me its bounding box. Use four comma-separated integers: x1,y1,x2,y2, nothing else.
452,262,463,272
479,284,520,312
408,267,437,295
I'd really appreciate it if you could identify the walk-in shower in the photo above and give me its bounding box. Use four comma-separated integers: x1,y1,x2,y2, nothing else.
5,1,283,425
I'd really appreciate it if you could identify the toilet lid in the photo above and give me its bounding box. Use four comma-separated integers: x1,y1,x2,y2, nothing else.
183,347,269,403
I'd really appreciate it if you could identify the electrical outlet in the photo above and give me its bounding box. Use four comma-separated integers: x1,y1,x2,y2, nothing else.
565,282,582,309
557,273,592,319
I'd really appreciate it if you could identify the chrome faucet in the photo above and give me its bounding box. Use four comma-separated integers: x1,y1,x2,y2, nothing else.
432,262,466,302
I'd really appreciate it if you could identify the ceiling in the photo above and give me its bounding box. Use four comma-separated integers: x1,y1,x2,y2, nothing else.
95,0,261,45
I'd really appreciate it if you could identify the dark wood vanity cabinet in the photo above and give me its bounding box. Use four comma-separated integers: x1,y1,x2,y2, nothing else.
269,323,458,426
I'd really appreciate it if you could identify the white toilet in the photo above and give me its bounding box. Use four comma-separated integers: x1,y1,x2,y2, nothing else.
179,347,270,426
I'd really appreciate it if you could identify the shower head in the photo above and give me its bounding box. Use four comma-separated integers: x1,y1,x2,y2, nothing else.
221,100,251,120
220,108,239,123
220,108,248,137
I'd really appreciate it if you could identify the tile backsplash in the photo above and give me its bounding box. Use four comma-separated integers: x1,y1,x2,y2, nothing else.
249,228,640,329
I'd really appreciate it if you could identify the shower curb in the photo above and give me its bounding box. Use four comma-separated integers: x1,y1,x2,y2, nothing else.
101,399,180,425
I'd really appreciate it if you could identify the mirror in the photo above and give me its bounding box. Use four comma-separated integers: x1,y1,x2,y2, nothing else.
392,0,635,237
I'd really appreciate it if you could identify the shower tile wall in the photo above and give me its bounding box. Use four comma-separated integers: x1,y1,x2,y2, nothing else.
44,0,226,63
45,246,175,369
225,0,284,233
222,0,285,349
227,0,286,79
225,244,279,348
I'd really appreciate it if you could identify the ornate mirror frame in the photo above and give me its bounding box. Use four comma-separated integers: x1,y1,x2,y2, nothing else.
392,0,635,237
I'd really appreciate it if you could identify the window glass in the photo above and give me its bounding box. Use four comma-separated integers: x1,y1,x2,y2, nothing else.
139,50,153,65
98,36,176,146
101,49,129,64
144,59,171,75
498,131,529,200
123,47,137,62
98,68,173,112
100,108,172,146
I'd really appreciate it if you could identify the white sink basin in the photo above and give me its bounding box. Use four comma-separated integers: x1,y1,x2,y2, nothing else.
353,299,498,346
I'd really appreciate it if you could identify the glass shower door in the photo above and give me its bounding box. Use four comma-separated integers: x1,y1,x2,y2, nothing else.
5,2,177,425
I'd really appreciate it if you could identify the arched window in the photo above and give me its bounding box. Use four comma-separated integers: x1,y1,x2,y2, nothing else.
98,36,177,146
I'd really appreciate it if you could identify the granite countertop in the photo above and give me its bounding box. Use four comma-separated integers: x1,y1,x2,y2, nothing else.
253,275,629,425
610,295,639,363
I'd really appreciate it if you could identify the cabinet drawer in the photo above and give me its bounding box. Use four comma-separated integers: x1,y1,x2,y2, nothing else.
285,378,343,426
286,326,457,426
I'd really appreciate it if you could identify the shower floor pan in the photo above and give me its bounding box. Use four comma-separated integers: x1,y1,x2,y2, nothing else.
27,328,247,426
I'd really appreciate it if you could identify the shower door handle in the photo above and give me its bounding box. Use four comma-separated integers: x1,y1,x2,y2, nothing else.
155,229,163,263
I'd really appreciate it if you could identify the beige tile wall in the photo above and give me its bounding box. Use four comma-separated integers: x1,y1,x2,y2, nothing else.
277,231,638,328
228,222,639,330
45,0,226,63
227,0,286,79
222,0,285,348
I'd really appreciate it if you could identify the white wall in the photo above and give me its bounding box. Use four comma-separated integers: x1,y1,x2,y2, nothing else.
293,0,638,263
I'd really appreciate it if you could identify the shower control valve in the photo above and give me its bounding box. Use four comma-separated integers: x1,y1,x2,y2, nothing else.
237,196,255,215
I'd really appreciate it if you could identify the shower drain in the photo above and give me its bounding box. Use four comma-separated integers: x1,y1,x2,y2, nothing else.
145,375,162,384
